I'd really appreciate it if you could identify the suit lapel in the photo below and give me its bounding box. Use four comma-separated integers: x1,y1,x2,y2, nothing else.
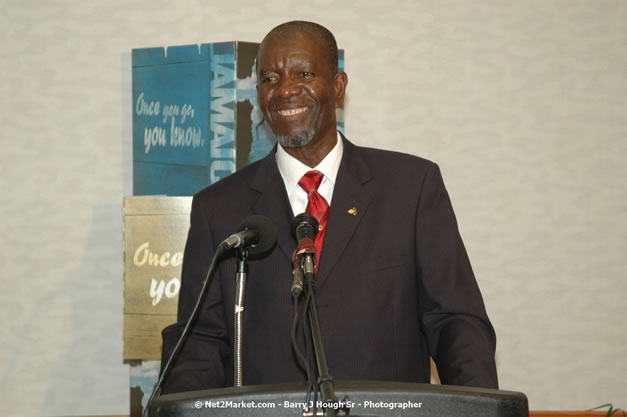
248,138,374,289
315,137,373,289
250,148,296,263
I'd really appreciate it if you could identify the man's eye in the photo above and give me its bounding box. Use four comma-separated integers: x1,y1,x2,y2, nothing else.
262,76,277,83
301,71,313,78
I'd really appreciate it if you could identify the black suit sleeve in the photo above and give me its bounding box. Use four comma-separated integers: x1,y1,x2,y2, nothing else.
160,195,231,394
416,162,498,389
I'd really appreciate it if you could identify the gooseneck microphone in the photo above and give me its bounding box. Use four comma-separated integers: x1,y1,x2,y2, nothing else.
290,213,319,296
291,212,318,243
226,215,276,387
219,214,277,254
143,215,276,417
290,213,342,417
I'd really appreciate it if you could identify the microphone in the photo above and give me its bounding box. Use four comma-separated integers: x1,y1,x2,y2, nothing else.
290,213,319,295
291,213,319,243
145,215,276,414
219,215,277,254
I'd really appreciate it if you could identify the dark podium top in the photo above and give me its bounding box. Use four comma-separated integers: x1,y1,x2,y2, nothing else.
149,380,528,417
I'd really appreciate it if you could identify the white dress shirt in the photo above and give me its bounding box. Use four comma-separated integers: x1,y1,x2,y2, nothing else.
275,132,343,215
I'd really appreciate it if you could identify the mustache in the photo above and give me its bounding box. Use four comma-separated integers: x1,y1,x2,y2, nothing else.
271,100,310,111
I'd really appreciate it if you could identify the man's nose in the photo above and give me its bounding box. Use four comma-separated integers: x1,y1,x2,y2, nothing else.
278,77,301,98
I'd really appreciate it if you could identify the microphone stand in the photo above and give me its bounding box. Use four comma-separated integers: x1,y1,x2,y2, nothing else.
233,247,248,387
301,254,339,417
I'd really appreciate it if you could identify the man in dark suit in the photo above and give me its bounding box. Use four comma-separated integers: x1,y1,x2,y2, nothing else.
161,20,498,394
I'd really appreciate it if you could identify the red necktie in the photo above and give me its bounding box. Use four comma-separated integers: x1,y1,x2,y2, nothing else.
298,170,329,267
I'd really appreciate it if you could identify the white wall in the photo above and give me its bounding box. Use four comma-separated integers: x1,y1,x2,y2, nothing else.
1,0,625,415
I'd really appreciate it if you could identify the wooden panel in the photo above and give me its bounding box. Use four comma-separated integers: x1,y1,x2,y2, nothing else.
123,196,191,360
123,313,176,360
123,196,192,215
123,214,188,315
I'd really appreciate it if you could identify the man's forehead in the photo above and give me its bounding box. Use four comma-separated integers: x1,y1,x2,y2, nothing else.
263,26,321,43
258,33,325,69
260,30,324,54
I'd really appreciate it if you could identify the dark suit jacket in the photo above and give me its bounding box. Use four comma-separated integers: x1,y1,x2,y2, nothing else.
161,136,498,393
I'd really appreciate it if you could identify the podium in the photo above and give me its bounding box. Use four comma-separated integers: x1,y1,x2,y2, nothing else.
148,380,528,417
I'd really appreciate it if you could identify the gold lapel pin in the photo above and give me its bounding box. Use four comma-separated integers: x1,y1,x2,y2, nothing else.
347,207,357,216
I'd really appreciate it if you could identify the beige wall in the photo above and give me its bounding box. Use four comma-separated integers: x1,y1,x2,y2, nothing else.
1,0,625,415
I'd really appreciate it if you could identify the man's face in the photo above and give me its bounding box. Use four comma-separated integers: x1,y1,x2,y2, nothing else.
257,32,345,148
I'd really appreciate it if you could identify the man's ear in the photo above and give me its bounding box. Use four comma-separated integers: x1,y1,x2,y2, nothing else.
334,71,348,107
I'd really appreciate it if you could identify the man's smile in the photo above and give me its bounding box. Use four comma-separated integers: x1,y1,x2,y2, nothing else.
277,107,308,117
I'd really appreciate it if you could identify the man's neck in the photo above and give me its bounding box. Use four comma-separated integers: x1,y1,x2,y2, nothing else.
275,132,343,213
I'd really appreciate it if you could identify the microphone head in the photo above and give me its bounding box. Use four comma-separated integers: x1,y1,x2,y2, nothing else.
237,215,277,254
290,213,319,242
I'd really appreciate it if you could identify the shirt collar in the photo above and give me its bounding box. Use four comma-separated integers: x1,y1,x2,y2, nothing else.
276,131,344,195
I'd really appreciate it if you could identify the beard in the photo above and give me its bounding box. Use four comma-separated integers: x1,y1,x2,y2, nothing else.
276,128,316,148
